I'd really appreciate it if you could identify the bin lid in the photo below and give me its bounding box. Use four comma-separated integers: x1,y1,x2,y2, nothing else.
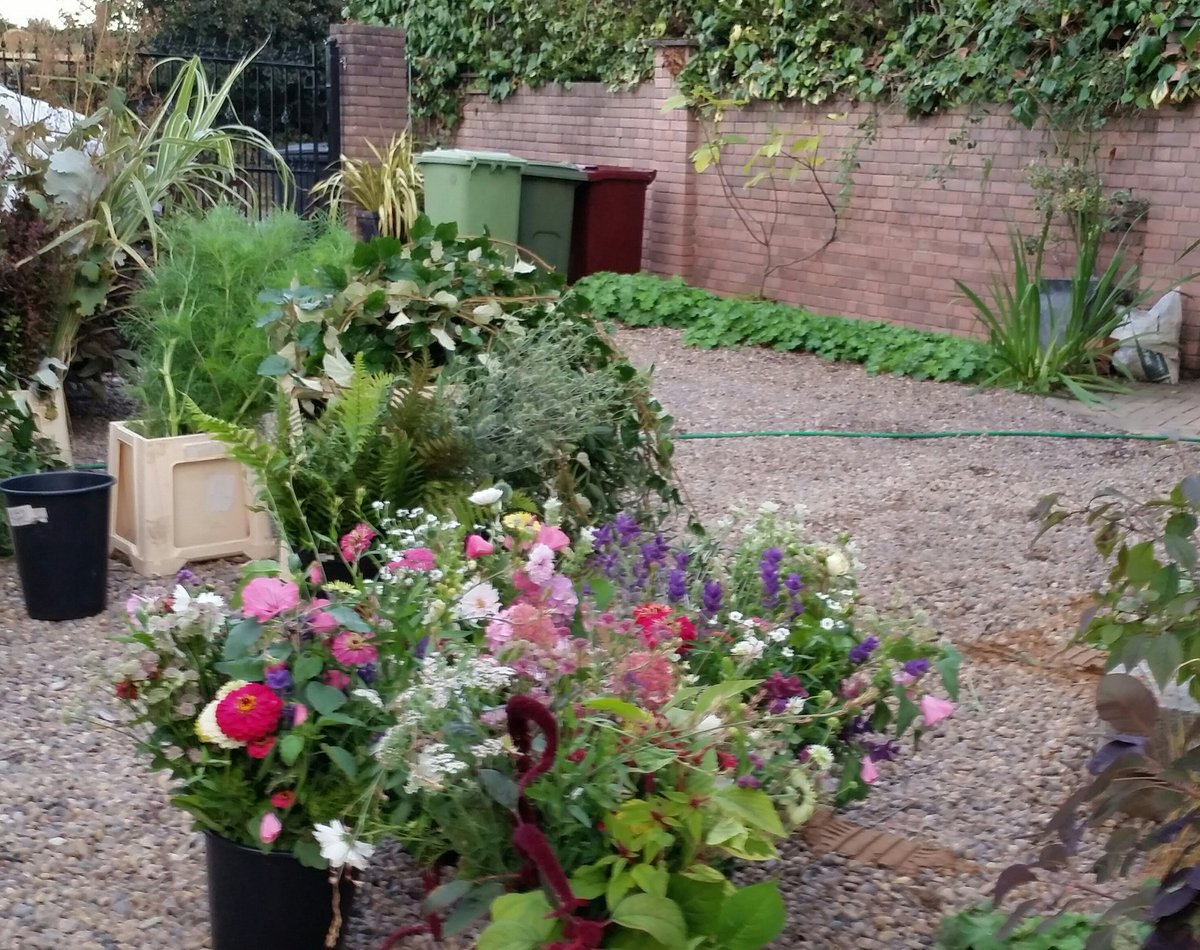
417,148,527,169
577,164,658,183
521,159,587,181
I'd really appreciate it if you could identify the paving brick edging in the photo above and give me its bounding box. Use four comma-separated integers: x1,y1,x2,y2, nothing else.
801,808,975,874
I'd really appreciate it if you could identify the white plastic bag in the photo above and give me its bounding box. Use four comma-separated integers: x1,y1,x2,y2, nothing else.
1111,290,1183,384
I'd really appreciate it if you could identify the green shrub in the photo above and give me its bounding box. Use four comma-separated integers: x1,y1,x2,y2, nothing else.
576,271,995,384
127,207,353,437
0,374,65,555
256,218,679,525
936,906,1144,949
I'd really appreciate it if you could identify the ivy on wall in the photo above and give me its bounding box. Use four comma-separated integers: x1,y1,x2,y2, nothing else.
345,0,1200,133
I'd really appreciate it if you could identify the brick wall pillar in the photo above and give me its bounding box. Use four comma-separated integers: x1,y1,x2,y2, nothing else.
330,24,408,160
644,42,698,281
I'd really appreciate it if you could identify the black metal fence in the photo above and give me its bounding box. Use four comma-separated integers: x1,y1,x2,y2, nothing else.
0,33,340,216
132,38,341,215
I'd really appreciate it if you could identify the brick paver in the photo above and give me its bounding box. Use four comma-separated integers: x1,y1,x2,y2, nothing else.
1056,380,1200,439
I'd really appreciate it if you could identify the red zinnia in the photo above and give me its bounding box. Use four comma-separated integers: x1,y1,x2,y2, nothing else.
717,751,738,771
567,748,586,764
115,681,138,700
215,683,283,742
247,735,277,759
271,790,296,809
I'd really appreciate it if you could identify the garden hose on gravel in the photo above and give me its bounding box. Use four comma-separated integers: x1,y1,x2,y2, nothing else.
675,429,1200,443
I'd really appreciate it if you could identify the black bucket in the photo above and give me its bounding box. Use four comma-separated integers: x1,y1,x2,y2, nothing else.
206,831,356,950
0,470,115,621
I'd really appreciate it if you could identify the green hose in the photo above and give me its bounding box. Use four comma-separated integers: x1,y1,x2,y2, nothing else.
675,429,1200,443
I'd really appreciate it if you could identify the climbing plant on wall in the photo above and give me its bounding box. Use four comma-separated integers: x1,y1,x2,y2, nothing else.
346,0,1200,134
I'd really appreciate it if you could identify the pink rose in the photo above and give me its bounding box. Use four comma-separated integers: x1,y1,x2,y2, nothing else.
259,812,282,844
465,534,495,558
534,524,570,552
861,757,879,784
920,695,955,728
241,577,300,622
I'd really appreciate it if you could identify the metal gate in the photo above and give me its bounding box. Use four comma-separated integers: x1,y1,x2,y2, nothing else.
132,38,341,216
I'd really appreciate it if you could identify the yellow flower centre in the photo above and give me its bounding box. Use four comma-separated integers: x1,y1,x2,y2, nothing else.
236,695,258,713
344,634,364,650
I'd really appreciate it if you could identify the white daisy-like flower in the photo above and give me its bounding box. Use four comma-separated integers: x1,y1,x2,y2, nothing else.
352,688,383,708
819,618,836,631
785,696,807,715
195,592,225,609
767,627,789,643
455,581,501,621
807,744,834,772
781,647,795,659
730,639,764,659
313,820,376,871
170,585,192,614
468,487,503,507
728,610,744,622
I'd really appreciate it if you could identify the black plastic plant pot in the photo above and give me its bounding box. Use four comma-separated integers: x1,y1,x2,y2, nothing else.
0,470,115,621
205,831,356,950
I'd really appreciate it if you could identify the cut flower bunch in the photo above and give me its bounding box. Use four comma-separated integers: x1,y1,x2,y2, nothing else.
111,493,958,949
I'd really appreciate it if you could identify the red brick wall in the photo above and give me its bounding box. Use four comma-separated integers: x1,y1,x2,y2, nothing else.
338,29,1200,371
330,24,408,160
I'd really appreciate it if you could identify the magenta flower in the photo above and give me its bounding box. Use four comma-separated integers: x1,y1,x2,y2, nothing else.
306,561,324,586
307,599,339,635
290,704,309,726
259,812,282,844
241,577,300,622
339,523,377,563
388,547,436,572
861,757,879,784
920,695,954,728
331,631,379,666
324,670,352,690
465,534,495,558
535,523,570,552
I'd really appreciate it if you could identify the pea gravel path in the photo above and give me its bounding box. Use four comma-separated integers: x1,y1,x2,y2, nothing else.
5,327,1198,948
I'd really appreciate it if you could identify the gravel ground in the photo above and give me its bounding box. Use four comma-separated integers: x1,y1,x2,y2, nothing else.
4,329,1196,948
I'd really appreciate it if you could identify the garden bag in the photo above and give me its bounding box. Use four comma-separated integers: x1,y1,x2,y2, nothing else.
1111,290,1183,384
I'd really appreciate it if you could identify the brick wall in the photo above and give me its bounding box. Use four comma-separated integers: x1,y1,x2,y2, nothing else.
330,24,408,160
338,28,1200,371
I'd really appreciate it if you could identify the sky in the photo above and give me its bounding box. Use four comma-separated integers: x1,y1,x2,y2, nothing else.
0,0,83,28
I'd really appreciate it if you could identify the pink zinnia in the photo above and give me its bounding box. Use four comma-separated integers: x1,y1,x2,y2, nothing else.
339,523,377,563
331,631,378,666
535,524,570,552
241,577,300,622
215,683,283,742
465,534,495,558
616,651,676,708
307,600,339,635
271,790,296,809
247,735,277,759
324,669,352,690
388,547,436,572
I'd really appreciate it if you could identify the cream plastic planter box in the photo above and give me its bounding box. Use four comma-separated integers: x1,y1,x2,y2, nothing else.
108,421,275,576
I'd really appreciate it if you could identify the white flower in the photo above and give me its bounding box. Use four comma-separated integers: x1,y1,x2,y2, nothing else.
405,743,469,793
313,821,376,871
468,487,503,507
728,610,744,622
195,592,225,609
826,552,850,577
455,581,501,620
828,602,844,613
470,738,505,759
730,639,764,659
819,618,835,631
758,501,780,514
807,744,834,772
170,585,192,614
352,688,383,708
781,647,795,659
696,714,723,734
767,627,789,643
785,696,807,715
195,698,243,750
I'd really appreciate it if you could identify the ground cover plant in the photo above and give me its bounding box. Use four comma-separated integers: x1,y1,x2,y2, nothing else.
578,271,995,384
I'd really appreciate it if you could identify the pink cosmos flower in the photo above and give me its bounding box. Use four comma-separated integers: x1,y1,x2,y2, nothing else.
339,523,377,563
388,547,435,572
259,812,282,844
290,704,309,726
241,577,300,622
535,524,570,552
465,534,495,558
524,543,555,586
331,631,379,666
324,670,352,690
861,757,879,784
920,695,955,728
306,561,325,586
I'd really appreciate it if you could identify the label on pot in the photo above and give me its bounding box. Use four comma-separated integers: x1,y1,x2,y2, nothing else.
7,505,48,527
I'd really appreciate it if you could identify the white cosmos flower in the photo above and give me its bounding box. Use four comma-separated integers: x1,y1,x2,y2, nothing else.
171,585,192,614
313,820,376,871
195,592,225,609
819,618,836,631
455,581,500,620
468,487,503,507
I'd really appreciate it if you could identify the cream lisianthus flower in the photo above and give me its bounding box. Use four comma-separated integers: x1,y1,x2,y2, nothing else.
468,487,503,507
825,551,850,576
194,681,248,750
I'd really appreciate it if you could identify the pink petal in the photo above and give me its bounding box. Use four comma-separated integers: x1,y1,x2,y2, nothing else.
535,524,570,552
860,757,879,784
397,547,436,571
291,704,309,726
241,577,300,622
920,695,955,728
465,534,495,558
307,561,325,586
259,812,282,844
